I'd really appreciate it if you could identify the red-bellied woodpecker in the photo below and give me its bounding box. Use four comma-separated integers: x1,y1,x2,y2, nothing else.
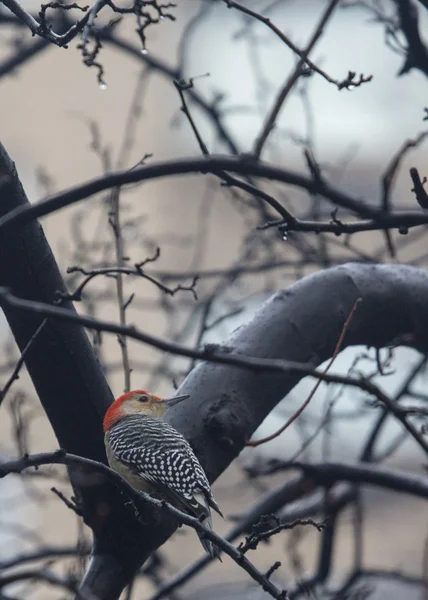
103,389,223,558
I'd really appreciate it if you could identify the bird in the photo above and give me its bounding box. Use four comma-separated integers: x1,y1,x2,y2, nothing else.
103,389,223,558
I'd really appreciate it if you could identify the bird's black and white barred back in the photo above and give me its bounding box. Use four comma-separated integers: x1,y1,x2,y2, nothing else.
105,413,223,556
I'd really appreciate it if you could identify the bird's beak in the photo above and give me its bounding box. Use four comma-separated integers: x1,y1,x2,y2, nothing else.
162,394,190,408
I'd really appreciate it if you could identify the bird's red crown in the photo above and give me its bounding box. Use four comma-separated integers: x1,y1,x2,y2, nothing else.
103,389,161,432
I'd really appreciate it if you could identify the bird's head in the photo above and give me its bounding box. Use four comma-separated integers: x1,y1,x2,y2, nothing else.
103,389,189,432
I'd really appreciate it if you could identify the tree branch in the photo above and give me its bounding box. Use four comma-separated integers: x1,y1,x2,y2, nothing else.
0,450,288,600
3,156,428,238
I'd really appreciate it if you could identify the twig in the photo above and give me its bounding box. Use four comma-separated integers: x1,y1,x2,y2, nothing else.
174,78,296,226
51,486,83,516
0,0,91,46
0,319,48,407
64,262,198,301
148,258,357,282
410,167,428,209
109,186,132,391
103,34,240,155
381,132,428,256
360,355,428,463
265,561,281,580
239,517,325,554
174,77,210,156
382,133,428,211
223,0,372,92
0,545,91,570
148,482,354,600
79,0,105,48
246,298,363,447
253,0,341,158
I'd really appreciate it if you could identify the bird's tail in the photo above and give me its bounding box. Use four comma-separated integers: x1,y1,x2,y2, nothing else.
194,493,222,561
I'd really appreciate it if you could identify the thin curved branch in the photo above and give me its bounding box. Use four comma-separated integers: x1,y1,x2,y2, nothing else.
0,545,91,570
1,155,427,237
0,37,50,78
0,567,88,599
223,0,372,91
0,0,91,46
291,461,428,497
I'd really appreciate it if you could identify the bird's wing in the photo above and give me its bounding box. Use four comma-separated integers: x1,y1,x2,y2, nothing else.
106,415,214,518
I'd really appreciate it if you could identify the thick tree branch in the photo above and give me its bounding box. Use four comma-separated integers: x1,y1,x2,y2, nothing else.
0,143,171,600
0,143,113,450
166,262,428,488
2,286,427,455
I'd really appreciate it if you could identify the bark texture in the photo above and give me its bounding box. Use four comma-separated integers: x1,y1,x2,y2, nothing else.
169,262,428,481
0,144,171,600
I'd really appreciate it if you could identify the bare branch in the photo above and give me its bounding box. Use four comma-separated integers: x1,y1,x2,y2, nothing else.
0,450,288,600
223,1,372,92
410,166,428,208
252,0,341,158
1,155,424,236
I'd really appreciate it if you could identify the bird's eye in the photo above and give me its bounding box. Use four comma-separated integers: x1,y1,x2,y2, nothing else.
138,395,149,403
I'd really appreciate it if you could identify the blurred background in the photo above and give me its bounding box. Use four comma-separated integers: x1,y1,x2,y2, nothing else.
1,0,428,598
